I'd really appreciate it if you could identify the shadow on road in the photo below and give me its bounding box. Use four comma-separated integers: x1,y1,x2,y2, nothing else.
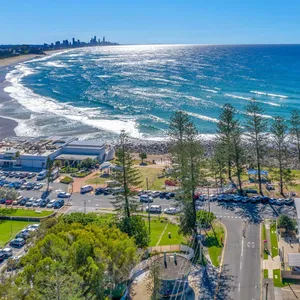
200,263,236,300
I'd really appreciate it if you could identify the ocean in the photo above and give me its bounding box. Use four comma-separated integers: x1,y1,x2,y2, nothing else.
2,44,300,141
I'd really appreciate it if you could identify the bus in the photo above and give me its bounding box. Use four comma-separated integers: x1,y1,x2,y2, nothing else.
37,170,47,181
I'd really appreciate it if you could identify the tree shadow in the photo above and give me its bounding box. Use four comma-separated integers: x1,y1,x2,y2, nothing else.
199,263,236,300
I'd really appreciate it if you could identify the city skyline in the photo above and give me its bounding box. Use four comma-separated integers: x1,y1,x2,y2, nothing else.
1,0,300,45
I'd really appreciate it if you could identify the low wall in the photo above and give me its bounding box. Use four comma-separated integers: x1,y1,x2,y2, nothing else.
282,270,300,279
0,211,56,222
129,245,194,279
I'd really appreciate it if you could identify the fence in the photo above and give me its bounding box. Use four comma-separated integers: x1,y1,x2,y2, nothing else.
129,245,194,279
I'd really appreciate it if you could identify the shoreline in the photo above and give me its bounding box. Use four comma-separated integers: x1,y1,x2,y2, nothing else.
0,49,69,140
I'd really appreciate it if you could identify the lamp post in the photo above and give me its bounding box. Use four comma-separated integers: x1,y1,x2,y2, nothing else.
146,177,150,234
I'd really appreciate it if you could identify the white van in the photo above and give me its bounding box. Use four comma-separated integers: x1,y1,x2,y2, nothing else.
80,185,93,194
146,205,162,213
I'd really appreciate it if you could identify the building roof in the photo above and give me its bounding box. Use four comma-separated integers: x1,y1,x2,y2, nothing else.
55,154,98,161
155,255,192,280
288,253,300,267
247,169,268,176
68,140,107,148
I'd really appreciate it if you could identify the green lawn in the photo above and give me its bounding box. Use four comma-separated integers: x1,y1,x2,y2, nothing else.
273,269,284,287
262,224,268,259
148,219,186,247
85,174,109,185
264,269,268,278
135,166,166,190
204,222,225,267
0,220,35,246
158,223,187,246
0,208,53,218
270,223,279,257
149,219,168,246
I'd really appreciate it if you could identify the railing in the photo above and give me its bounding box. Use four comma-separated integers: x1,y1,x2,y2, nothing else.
129,245,194,279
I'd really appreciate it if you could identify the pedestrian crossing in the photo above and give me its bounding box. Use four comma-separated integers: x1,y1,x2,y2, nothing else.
215,215,242,219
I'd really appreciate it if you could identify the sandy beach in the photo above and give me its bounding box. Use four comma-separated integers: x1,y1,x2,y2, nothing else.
0,49,66,67
0,49,69,140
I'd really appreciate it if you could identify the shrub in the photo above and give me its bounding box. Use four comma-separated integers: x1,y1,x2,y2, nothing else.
71,171,92,178
60,176,74,184
60,167,78,173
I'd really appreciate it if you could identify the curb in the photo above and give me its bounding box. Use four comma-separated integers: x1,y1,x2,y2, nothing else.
214,220,227,300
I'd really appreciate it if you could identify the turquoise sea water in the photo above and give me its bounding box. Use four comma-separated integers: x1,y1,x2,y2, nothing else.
3,44,300,140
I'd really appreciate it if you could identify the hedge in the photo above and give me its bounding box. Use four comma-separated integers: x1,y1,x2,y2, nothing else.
60,176,74,184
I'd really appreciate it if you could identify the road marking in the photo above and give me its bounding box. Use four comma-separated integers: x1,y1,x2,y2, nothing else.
247,242,250,248
241,238,244,257
240,261,242,270
238,282,241,292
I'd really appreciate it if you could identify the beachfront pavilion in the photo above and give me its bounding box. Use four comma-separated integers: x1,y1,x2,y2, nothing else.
247,169,269,183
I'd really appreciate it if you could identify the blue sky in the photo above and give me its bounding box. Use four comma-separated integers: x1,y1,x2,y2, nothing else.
1,0,300,44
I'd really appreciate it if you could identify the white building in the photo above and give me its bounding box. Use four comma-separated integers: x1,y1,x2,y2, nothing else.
0,137,115,170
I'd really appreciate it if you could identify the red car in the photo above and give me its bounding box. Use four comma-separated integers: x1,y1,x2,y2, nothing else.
5,199,13,205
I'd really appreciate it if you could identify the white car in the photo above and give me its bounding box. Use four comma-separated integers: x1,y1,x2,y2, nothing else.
47,199,56,208
146,205,162,213
276,198,285,206
164,207,179,215
33,183,43,190
27,224,40,230
140,194,153,203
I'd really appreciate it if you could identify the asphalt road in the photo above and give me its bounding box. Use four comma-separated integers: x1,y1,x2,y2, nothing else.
199,201,296,300
2,175,298,299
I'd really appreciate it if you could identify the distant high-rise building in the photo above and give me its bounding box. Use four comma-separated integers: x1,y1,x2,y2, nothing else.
72,38,75,45
103,36,105,43
94,36,97,43
55,41,61,47
77,39,80,45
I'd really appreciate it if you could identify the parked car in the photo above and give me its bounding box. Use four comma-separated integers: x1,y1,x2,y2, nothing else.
25,200,34,207
9,238,25,248
95,187,104,195
27,173,36,179
140,194,153,203
285,198,294,205
53,199,64,209
33,199,42,207
146,205,162,213
16,231,31,240
80,185,93,194
0,198,6,204
159,192,166,198
41,189,51,199
19,197,29,206
164,207,179,214
0,252,5,262
47,199,56,208
1,247,13,258
5,199,13,205
40,199,49,207
103,188,112,195
33,183,43,190
57,192,70,198
8,182,15,189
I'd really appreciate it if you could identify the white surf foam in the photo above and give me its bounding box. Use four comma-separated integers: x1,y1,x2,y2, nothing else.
202,88,218,94
45,61,68,68
4,62,143,139
225,93,281,107
250,90,288,99
186,112,219,123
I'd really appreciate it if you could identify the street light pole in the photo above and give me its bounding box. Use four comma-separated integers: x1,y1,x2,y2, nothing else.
146,177,150,234
207,186,210,213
